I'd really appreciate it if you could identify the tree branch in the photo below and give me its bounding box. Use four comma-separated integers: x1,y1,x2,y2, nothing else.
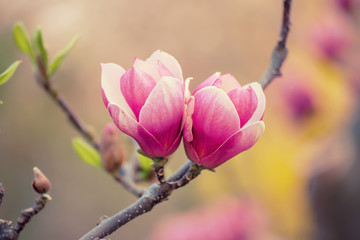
259,0,292,89
0,183,4,208
114,168,145,198
0,219,17,240
166,160,192,182
13,194,51,236
80,164,202,240
0,184,51,240
169,163,203,190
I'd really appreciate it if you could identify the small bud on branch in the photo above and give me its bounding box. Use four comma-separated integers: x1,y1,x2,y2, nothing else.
32,167,51,194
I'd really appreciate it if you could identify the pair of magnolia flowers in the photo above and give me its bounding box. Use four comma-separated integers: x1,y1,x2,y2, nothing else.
101,50,265,169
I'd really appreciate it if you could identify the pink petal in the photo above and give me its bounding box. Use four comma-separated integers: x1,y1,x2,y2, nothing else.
183,96,195,142
164,130,183,156
199,121,265,169
183,139,201,164
184,78,192,101
191,86,240,159
139,76,184,153
163,89,192,156
157,61,174,78
101,63,135,119
134,58,161,81
147,50,183,81
193,72,221,94
242,82,265,128
219,74,241,93
227,85,258,128
120,66,156,120
108,104,166,157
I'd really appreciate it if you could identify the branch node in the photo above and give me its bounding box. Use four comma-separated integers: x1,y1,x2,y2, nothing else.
151,157,168,184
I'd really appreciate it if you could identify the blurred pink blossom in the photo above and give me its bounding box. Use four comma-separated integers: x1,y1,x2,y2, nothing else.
101,50,185,158
309,12,353,59
183,73,265,169
151,197,278,240
280,73,316,121
334,0,353,11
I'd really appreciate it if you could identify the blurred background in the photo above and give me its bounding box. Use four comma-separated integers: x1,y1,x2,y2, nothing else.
1,0,360,239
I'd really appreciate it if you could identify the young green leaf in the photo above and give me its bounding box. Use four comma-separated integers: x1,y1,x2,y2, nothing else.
138,153,153,180
34,27,48,67
0,61,21,86
72,138,102,169
13,22,35,62
139,153,153,172
49,35,79,77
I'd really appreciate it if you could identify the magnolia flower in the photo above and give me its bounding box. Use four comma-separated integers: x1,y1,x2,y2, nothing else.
101,50,185,158
184,73,265,169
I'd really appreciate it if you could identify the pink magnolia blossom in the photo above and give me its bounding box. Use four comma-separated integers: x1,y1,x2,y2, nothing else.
183,73,265,169
101,50,185,158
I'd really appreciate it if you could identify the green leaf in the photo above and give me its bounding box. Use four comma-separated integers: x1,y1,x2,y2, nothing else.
0,61,21,86
138,153,153,180
49,35,79,77
72,138,102,169
34,27,48,67
13,22,35,62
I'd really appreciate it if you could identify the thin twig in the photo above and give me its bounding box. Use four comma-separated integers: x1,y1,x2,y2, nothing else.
13,194,51,236
0,193,51,240
169,163,203,190
0,183,4,208
114,169,145,198
34,55,100,150
37,76,100,150
80,1,293,238
0,219,17,240
166,160,192,182
128,139,140,181
259,0,292,89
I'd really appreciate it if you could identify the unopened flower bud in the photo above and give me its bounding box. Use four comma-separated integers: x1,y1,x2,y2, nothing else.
100,123,124,173
32,167,51,194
